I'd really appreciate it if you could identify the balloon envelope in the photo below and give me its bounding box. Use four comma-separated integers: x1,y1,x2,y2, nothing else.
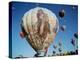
21,7,59,53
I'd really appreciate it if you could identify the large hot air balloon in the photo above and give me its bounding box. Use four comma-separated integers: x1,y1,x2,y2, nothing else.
20,7,59,57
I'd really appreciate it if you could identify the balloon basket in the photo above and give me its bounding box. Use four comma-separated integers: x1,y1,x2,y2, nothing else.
34,50,46,57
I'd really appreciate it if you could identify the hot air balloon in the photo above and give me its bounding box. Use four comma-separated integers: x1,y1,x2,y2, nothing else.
60,25,66,32
59,9,65,18
71,39,75,46
75,49,78,54
53,50,56,54
53,44,57,49
20,7,59,57
58,48,62,52
74,32,78,39
59,40,62,46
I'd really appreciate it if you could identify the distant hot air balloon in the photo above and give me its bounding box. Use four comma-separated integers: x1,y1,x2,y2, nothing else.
59,40,62,46
59,9,65,18
53,44,57,49
60,25,66,32
58,48,62,52
74,32,78,39
20,7,59,57
75,49,78,54
71,39,75,46
53,50,56,54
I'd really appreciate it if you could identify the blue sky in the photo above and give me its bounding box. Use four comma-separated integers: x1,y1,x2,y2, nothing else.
10,1,78,58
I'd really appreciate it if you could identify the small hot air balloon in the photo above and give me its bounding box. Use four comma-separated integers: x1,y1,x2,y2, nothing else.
74,32,78,39
58,48,62,52
53,44,57,49
20,7,59,57
60,25,66,32
71,39,75,46
59,9,65,18
75,49,78,54
59,40,62,46
53,50,56,54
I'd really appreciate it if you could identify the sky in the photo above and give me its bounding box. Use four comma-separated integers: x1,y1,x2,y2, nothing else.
10,1,78,58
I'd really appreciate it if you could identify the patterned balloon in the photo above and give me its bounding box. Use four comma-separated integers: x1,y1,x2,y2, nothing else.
20,7,59,56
